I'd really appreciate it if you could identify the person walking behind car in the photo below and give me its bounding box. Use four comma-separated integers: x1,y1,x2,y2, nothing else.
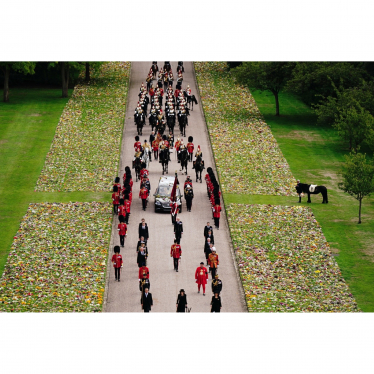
174,217,183,244
210,292,222,313
184,185,194,212
138,218,149,241
141,288,153,312
170,239,182,272
176,289,188,312
195,262,209,296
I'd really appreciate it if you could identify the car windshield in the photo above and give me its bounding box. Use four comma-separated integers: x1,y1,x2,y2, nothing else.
158,186,172,196
158,185,180,197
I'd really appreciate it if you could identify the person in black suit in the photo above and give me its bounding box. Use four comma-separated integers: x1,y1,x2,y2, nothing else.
205,229,214,245
204,222,214,240
204,239,213,266
141,288,153,312
138,218,149,241
176,289,187,312
174,217,183,244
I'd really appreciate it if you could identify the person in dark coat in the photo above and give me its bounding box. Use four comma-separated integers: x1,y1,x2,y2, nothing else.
176,289,188,312
212,274,222,294
210,292,222,313
174,217,183,244
137,243,148,267
205,229,214,245
141,288,153,312
204,222,214,239
204,240,213,266
138,218,149,241
139,273,150,292
136,236,147,252
184,185,194,212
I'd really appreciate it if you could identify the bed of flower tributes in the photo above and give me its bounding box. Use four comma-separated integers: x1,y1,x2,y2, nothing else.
0,202,112,312
194,62,296,196
36,62,131,192
226,204,359,312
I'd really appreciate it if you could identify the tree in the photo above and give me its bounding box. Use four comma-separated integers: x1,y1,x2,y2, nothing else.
334,104,374,152
82,62,104,82
0,62,36,102
232,62,294,116
339,152,374,223
48,62,82,98
314,81,374,126
286,62,368,106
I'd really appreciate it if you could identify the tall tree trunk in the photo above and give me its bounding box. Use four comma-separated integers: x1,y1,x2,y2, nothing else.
3,65,10,102
85,62,90,82
358,197,362,224
274,91,280,116
61,62,69,98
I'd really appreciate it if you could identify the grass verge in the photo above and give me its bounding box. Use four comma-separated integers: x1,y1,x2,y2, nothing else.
250,89,374,312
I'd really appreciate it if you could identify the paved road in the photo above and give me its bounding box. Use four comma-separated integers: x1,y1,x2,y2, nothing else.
104,62,246,312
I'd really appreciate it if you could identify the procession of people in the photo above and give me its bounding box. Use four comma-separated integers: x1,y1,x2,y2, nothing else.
109,62,226,312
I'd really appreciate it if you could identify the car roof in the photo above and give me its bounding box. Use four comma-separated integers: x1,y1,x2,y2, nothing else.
158,176,176,186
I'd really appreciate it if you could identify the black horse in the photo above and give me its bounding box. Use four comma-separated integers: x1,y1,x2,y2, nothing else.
295,183,328,203
159,148,169,175
151,62,158,78
156,119,166,136
178,113,187,137
194,155,204,183
183,92,198,111
149,113,157,131
133,156,142,182
167,113,175,133
135,112,145,135
178,148,189,175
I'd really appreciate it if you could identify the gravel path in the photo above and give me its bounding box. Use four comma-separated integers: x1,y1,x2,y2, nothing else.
104,62,246,313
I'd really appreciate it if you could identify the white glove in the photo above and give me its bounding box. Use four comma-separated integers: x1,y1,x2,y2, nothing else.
195,279,197,282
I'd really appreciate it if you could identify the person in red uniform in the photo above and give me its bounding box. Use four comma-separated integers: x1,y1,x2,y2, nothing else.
113,177,121,193
134,135,142,152
195,262,209,295
123,195,130,224
212,200,222,230
117,215,127,247
208,247,219,279
138,263,149,281
152,138,159,160
170,201,179,224
187,136,194,162
139,184,149,211
118,198,126,222
170,239,182,272
111,245,123,282
112,186,120,215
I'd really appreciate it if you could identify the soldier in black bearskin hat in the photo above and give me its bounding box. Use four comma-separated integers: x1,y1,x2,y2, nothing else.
187,136,194,162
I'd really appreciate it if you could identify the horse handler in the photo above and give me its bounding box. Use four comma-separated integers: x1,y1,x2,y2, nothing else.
195,262,209,296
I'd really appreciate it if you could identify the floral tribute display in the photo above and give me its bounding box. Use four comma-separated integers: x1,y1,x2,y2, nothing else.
227,204,359,312
36,62,131,192
194,62,296,196
0,202,111,312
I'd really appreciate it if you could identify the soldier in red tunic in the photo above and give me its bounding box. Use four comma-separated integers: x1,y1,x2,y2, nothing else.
118,198,126,222
212,200,222,230
117,215,127,247
139,184,149,211
112,185,120,215
138,263,149,281
111,246,123,282
134,135,142,152
187,136,194,162
195,262,209,295
170,239,182,272
208,247,219,279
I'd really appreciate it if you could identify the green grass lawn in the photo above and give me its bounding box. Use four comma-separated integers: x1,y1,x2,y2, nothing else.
228,90,374,311
0,88,109,275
